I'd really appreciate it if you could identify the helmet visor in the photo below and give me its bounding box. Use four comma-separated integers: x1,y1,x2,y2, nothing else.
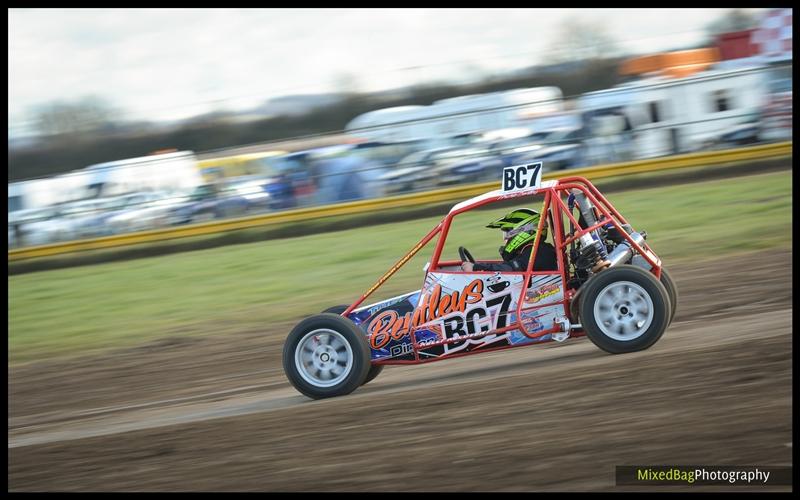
504,223,534,239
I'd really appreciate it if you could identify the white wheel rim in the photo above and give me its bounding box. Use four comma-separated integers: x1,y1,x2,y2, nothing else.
295,329,354,387
593,281,654,341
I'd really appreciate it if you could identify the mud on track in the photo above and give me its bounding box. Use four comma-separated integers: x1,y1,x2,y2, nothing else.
8,249,793,491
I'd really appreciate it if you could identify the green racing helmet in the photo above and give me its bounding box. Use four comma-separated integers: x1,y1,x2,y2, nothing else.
487,208,544,259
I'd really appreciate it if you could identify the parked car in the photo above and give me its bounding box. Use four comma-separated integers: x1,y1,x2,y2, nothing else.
760,76,792,142
488,127,584,168
699,113,762,151
222,176,276,213
167,175,295,225
167,184,250,225
414,147,498,187
435,148,506,185
75,192,171,238
55,198,125,241
487,137,542,168
514,128,588,171
434,129,589,185
273,152,316,206
516,144,584,172
11,198,120,244
257,174,297,210
104,191,191,234
378,147,461,194
8,206,65,247
313,155,387,204
350,139,424,169
221,174,296,212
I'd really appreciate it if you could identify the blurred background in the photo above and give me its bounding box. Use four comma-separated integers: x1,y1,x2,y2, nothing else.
8,8,791,249
8,8,793,492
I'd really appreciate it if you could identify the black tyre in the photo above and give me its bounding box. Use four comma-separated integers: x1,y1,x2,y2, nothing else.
658,267,678,326
569,286,584,325
321,305,348,314
283,313,371,399
579,265,671,354
362,363,384,385
631,256,678,326
322,305,384,386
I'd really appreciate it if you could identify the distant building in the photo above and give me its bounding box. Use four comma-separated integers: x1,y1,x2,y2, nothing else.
715,29,759,61
751,8,792,63
714,8,792,69
619,48,721,80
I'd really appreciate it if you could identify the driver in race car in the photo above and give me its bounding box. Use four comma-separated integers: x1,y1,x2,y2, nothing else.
461,208,558,272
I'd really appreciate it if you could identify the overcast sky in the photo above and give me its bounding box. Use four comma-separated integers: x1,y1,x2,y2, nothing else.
8,8,768,138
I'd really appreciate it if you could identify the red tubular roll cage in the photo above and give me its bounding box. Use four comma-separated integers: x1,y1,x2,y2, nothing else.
343,176,663,364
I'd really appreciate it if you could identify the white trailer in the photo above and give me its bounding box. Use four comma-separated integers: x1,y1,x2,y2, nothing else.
345,87,565,148
81,150,203,198
576,65,771,159
8,177,63,213
8,151,203,215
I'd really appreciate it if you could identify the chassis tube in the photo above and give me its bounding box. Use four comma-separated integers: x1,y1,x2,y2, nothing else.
517,191,558,338
559,176,629,224
559,183,661,276
380,328,588,366
344,222,442,316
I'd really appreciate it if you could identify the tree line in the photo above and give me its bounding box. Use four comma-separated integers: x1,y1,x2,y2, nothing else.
9,56,626,182
9,9,758,182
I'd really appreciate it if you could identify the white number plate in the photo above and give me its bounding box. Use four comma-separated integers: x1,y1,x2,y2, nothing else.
501,162,542,193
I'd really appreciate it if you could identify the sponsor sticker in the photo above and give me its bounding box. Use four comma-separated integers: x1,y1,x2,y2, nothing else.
526,283,560,303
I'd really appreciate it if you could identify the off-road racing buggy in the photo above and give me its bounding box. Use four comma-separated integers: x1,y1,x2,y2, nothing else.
283,163,677,399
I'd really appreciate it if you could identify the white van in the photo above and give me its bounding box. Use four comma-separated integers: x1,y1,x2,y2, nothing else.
577,66,771,159
345,87,565,149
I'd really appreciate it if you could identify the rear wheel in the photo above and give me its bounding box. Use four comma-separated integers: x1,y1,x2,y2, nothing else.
631,256,678,326
579,265,671,354
323,305,384,386
283,313,371,399
658,267,678,326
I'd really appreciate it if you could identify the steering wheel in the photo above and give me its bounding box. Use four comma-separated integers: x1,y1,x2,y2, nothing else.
458,246,475,264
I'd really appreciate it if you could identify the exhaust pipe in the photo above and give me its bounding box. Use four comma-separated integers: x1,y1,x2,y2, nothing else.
606,231,646,267
571,190,609,270
571,189,598,228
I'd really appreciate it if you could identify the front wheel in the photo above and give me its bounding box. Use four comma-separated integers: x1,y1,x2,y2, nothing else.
283,313,371,399
579,265,671,354
323,305,384,386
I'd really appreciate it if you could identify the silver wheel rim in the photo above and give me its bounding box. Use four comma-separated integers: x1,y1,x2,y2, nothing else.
593,281,654,341
295,329,354,388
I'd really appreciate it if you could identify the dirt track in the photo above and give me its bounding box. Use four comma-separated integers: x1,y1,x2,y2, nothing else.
8,249,793,491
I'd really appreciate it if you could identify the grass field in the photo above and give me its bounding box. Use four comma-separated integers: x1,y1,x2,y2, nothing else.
8,170,792,364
